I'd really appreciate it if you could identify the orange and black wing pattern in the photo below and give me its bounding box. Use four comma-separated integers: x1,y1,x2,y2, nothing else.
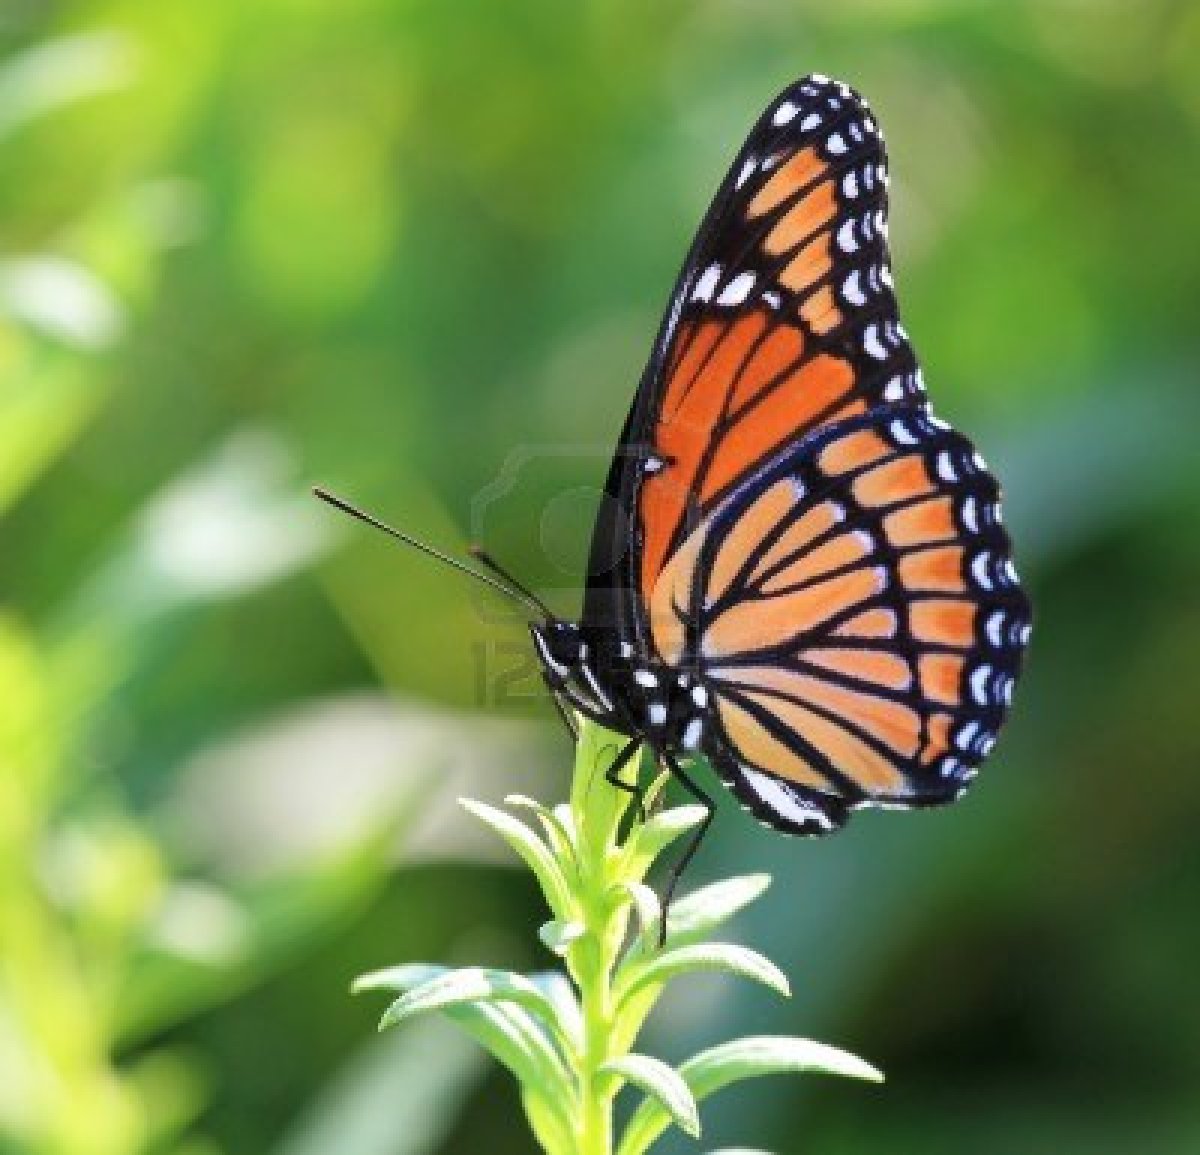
585,74,924,641
650,407,1031,833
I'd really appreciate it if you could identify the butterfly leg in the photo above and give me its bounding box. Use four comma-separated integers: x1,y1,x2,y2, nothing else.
546,681,579,740
657,752,715,947
605,738,648,825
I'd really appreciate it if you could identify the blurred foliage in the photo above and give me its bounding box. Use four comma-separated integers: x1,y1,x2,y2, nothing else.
0,1,1197,1153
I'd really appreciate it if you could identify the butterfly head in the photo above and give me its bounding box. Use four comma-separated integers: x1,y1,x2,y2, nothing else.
530,618,622,723
530,619,587,680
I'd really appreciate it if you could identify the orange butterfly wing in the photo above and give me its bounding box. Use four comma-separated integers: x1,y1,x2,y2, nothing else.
584,75,923,642
651,408,1030,832
581,75,1030,833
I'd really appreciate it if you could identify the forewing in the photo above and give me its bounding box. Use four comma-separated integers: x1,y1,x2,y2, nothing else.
649,406,1031,835
584,74,923,648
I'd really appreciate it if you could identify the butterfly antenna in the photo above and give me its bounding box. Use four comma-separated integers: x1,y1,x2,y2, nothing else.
312,486,546,619
467,545,554,621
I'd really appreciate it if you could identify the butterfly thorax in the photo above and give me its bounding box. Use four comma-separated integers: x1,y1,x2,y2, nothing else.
529,620,710,753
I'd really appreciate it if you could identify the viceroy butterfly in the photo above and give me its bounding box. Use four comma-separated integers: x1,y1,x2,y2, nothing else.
318,74,1031,912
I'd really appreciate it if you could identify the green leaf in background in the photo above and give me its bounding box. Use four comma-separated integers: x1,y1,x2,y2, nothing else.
273,1018,491,1155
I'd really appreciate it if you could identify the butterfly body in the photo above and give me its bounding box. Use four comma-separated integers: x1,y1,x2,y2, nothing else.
530,621,710,751
528,73,1030,840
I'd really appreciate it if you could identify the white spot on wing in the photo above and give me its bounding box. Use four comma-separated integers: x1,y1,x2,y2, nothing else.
717,271,755,306
863,323,887,360
970,664,992,705
692,263,721,303
773,101,799,126
842,270,866,306
741,767,833,830
800,112,822,131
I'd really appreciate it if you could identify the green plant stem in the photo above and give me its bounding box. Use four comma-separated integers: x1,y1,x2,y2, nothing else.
576,900,617,1155
567,727,639,1155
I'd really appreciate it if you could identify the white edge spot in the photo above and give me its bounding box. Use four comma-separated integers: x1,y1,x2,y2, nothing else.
716,271,755,306
773,101,799,126
691,263,721,303
863,323,887,360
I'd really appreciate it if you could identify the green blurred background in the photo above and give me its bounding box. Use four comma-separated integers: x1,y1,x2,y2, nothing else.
2,1,1198,1152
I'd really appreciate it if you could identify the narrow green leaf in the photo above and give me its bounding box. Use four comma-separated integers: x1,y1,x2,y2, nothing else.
602,1053,700,1139
629,804,707,862
505,794,578,868
641,769,672,809
352,964,576,1126
551,803,575,842
629,875,770,957
617,944,790,1007
685,1036,884,1089
522,1085,575,1155
705,1149,775,1154
352,963,445,996
539,919,585,956
622,882,661,941
459,798,574,918
527,970,584,1053
379,967,575,1050
617,1035,881,1155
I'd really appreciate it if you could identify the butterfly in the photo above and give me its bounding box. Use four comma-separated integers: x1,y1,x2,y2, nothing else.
522,73,1030,873
318,73,1031,905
